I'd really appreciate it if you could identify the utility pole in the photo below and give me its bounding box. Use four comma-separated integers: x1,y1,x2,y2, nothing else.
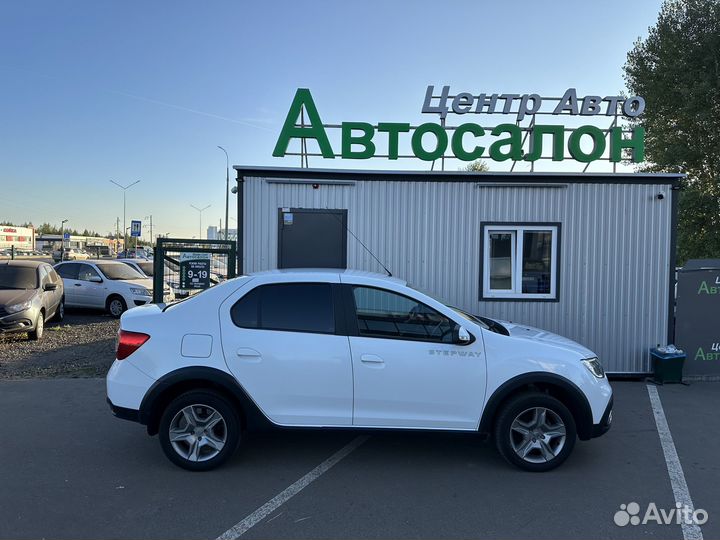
109,179,141,255
115,217,120,254
217,146,229,243
60,219,68,262
144,215,153,247
190,204,211,239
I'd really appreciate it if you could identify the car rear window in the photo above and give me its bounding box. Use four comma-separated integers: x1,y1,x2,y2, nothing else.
231,283,335,334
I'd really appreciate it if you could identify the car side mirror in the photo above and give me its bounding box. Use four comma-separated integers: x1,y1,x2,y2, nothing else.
43,283,58,291
89,276,103,283
453,325,472,345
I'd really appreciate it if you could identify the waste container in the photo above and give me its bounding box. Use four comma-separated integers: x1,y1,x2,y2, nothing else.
650,346,686,384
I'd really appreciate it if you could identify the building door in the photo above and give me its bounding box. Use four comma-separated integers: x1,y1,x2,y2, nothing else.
277,208,347,269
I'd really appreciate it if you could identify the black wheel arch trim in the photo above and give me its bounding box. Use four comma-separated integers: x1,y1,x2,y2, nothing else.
479,371,596,441
139,366,275,435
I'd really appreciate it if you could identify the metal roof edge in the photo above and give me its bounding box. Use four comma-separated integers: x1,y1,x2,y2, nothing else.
233,165,684,184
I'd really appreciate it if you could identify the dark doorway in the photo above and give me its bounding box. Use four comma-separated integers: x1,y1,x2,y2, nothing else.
277,208,348,269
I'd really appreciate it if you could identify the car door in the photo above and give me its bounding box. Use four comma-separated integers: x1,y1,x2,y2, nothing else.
219,279,353,426
37,266,56,316
75,264,106,308
55,263,81,305
45,265,63,314
346,285,486,430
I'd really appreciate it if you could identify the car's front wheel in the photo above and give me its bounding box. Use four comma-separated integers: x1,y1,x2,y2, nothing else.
106,295,127,318
158,390,241,471
28,312,44,341
494,392,576,472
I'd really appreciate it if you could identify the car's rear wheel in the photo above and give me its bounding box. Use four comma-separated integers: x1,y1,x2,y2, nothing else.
494,392,576,472
158,390,241,471
28,311,44,341
106,295,127,318
52,298,65,322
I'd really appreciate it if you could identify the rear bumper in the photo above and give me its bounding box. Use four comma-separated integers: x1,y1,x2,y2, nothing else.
107,398,143,423
590,395,613,438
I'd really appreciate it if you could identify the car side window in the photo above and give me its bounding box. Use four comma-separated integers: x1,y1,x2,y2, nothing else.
76,264,100,282
231,283,335,334
47,267,60,284
352,286,455,343
38,266,49,286
55,264,79,280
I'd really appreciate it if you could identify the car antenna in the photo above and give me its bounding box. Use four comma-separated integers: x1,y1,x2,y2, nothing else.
324,208,392,277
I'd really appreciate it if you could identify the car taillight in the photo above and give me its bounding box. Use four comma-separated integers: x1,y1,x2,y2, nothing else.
116,330,150,360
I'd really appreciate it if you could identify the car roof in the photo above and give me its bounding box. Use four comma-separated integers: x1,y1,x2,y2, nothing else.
248,268,407,286
0,260,46,268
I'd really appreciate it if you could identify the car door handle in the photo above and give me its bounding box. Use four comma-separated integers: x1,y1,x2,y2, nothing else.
74,283,82,287
236,347,261,358
360,354,384,364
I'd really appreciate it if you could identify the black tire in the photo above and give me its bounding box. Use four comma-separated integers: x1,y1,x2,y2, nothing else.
158,390,241,471
52,298,65,322
28,311,44,341
494,392,576,472
106,295,127,318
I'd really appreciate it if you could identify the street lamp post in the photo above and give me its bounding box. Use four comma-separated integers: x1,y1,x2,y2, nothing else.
190,204,211,239
109,179,141,254
217,146,229,241
60,219,68,262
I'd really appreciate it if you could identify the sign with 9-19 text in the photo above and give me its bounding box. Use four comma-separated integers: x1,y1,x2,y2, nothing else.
179,252,211,290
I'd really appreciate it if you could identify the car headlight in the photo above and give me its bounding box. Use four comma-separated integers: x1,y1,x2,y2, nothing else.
129,287,151,297
5,300,33,314
582,357,605,378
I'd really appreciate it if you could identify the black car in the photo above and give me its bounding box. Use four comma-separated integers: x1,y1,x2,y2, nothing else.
0,261,64,340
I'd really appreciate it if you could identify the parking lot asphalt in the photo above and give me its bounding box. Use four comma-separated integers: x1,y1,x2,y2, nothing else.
0,379,716,540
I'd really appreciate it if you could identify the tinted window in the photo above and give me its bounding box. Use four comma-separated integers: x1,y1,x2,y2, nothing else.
55,264,79,280
352,286,455,343
0,265,38,289
231,283,335,334
77,264,101,282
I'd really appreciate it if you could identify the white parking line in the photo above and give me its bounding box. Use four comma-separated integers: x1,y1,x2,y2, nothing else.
647,384,703,540
216,435,369,540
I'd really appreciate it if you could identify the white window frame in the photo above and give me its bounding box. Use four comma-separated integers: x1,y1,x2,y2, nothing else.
482,224,558,300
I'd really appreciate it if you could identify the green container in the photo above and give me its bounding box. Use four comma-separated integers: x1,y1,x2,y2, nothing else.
650,347,686,384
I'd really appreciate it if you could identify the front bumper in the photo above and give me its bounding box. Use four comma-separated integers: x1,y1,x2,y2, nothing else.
0,309,37,334
591,395,613,438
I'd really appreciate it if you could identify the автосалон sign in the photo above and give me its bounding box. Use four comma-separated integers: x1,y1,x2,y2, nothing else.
273,87,645,164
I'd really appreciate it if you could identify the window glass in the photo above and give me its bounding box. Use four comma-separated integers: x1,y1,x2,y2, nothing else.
77,264,101,282
38,266,49,286
46,266,60,283
353,286,454,342
231,283,335,334
55,264,79,280
96,263,144,280
522,231,552,294
489,232,513,290
0,266,38,289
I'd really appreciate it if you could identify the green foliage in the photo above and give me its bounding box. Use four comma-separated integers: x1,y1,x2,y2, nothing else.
623,0,720,264
461,159,490,172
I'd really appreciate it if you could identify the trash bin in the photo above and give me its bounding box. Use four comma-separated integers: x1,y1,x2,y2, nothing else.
650,346,686,384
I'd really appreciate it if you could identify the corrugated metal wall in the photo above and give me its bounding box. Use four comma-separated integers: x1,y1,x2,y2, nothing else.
243,175,672,373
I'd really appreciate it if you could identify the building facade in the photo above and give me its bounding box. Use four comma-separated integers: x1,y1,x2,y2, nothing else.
234,166,682,374
0,225,35,249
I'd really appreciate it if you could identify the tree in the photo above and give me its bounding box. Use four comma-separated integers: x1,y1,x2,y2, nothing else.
623,0,720,264
461,159,490,172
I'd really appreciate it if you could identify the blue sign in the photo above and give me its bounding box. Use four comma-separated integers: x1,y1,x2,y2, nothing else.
130,220,142,238
63,232,70,240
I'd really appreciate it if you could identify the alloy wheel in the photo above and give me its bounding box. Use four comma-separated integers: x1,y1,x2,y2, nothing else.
168,404,227,462
509,407,567,463
109,299,124,317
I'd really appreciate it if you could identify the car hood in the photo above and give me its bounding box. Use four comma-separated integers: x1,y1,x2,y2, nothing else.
0,288,36,306
118,278,154,289
491,318,595,358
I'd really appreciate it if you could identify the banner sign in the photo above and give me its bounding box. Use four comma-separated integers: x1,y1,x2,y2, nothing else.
273,88,645,164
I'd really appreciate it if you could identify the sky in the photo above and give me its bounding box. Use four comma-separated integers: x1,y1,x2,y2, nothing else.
0,0,665,239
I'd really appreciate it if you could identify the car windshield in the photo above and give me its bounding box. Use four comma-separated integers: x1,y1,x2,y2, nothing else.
0,266,38,289
408,283,490,330
137,262,154,276
96,263,145,280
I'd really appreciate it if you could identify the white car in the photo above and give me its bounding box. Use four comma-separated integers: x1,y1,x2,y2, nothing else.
54,260,174,317
106,269,613,472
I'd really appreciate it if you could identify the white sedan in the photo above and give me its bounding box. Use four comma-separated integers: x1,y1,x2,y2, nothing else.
54,260,173,317
107,269,612,471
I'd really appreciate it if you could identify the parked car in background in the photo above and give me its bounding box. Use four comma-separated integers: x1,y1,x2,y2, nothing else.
0,260,64,340
54,260,173,317
52,248,90,262
117,248,152,259
107,269,613,472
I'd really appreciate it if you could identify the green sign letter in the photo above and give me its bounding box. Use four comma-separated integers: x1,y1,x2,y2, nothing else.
273,88,335,158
